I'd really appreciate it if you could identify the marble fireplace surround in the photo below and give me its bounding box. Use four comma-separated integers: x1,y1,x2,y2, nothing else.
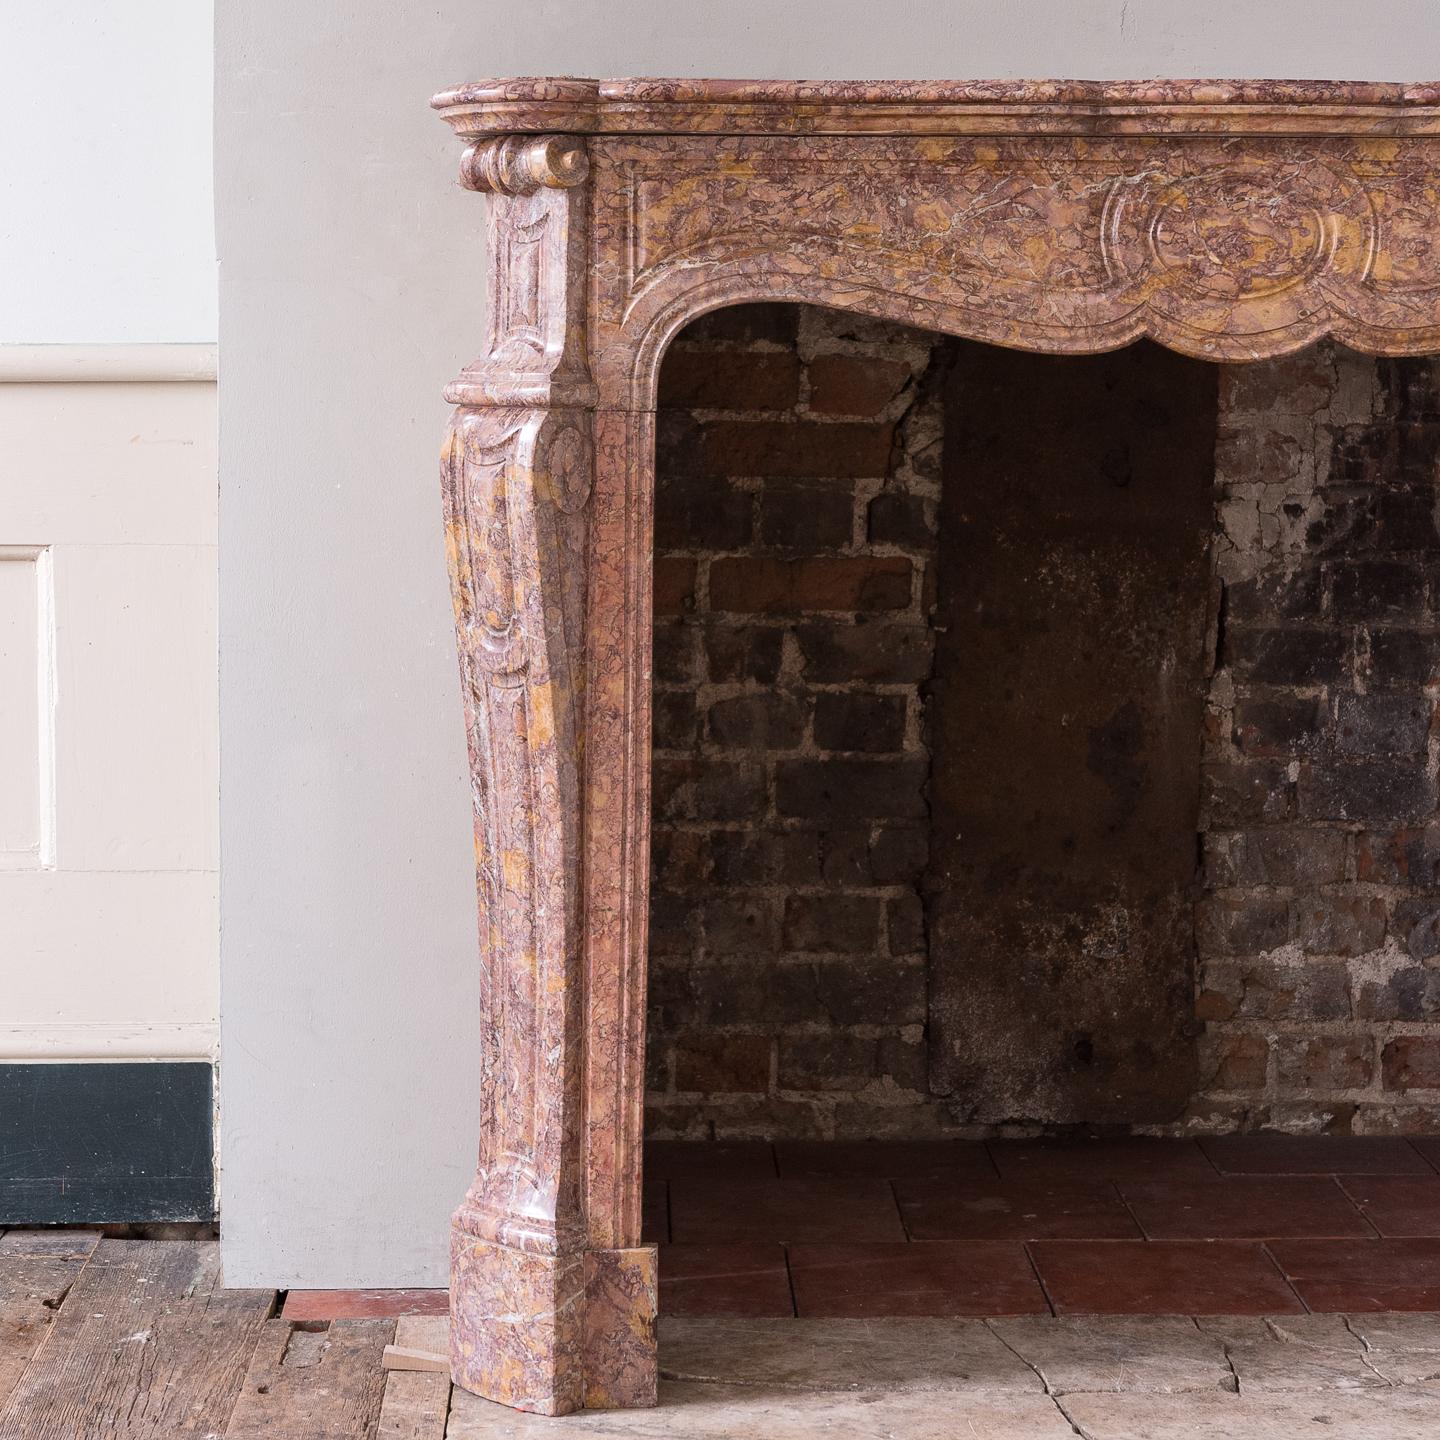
428,78,1440,1415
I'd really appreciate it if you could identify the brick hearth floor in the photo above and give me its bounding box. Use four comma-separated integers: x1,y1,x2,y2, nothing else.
283,1136,1440,1320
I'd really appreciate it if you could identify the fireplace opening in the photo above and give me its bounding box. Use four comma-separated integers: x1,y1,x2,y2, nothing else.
647,302,1440,1143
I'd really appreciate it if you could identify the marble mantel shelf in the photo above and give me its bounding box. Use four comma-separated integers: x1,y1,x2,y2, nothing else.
429,77,1440,1417
434,76,1440,135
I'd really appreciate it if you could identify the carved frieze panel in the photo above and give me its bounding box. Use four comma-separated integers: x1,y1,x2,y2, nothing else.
587,135,1440,405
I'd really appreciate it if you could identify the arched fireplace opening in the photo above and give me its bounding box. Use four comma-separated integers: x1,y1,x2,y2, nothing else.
646,302,1437,1147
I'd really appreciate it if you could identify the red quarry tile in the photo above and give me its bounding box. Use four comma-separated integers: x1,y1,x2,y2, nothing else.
669,1177,906,1244
895,1179,1142,1241
1268,1239,1440,1311
642,1179,669,1244
1413,1138,1440,1174
1030,1240,1304,1315
644,1140,777,1181
1199,1134,1431,1176
1121,1177,1372,1240
282,1289,448,1320
659,1243,794,1317
789,1241,1048,1318
988,1138,1219,1186
1337,1177,1440,1238
775,1140,997,1180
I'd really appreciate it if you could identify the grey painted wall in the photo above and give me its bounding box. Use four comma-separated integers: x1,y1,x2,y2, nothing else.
216,1,1436,1285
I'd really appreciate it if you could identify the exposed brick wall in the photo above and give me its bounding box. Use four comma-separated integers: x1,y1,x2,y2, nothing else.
1195,347,1440,1136
647,307,1440,1140
646,305,946,1138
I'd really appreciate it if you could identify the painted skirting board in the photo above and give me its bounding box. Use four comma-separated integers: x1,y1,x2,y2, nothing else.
0,1062,215,1223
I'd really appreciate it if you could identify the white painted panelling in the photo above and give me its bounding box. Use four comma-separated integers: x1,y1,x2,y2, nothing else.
0,549,51,867
0,384,217,547
0,870,218,1040
0,379,216,1062
0,554,40,858
54,544,216,871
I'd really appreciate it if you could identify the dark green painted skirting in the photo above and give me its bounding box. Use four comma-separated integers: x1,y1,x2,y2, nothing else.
0,1062,215,1223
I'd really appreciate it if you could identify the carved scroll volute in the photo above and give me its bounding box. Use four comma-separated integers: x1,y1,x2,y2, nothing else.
447,135,595,410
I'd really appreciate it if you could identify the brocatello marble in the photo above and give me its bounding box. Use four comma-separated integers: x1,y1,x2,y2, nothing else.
430,77,1440,1414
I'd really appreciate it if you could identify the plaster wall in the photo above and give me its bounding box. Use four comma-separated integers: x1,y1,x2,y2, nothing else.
215,0,1438,1285
1,2,215,344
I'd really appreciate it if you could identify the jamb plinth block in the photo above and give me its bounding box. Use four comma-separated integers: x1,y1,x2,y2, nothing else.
447,1229,658,1416
583,1245,659,1410
449,1227,585,1417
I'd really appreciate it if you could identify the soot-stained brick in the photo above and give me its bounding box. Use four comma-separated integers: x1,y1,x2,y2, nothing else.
1330,560,1426,620
1225,627,1350,686
1382,1036,1440,1091
813,692,907,753
1204,829,1347,888
707,693,807,749
709,556,913,613
1202,762,1296,826
1356,965,1440,1021
1294,896,1387,957
1234,697,1323,756
797,623,936,683
1200,348,1440,1138
1365,630,1440,688
868,491,937,547
704,625,784,684
782,895,883,953
1357,825,1440,886
775,758,930,820
1275,1037,1375,1091
1299,759,1435,824
1334,693,1431,755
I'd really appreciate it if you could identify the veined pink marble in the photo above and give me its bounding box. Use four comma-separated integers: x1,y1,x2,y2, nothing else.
432,77,1440,1415
433,76,1440,137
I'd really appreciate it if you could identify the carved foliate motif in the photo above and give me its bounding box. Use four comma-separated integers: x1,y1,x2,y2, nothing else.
589,135,1440,404
1101,157,1377,326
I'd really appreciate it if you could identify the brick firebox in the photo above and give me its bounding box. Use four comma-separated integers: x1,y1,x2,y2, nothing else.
646,302,1440,1142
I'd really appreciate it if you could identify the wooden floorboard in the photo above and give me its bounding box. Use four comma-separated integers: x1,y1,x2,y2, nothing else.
0,1229,102,1260
395,1315,449,1355
378,1315,452,1439
0,1239,273,1439
0,1233,99,1408
225,1316,394,1439
379,1371,451,1439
